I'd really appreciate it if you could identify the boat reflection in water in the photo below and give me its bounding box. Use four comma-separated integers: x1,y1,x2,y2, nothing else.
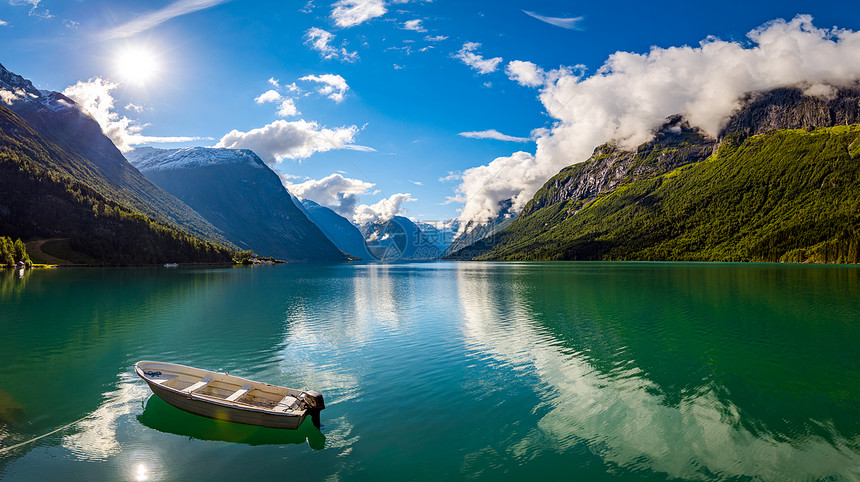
137,396,326,449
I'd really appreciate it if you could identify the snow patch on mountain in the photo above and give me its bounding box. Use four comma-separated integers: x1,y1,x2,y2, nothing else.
126,146,266,171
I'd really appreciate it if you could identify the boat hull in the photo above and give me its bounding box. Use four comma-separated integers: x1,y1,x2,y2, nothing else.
145,380,307,429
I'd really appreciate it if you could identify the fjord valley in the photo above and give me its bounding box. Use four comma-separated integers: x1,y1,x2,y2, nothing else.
4,57,860,266
3,3,860,480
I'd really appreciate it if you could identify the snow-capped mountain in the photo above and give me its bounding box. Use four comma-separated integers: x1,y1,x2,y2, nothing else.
359,216,442,261
126,146,347,261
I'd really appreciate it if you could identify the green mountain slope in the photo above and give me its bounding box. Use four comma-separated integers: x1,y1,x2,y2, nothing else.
0,63,233,248
480,125,860,263
0,104,234,265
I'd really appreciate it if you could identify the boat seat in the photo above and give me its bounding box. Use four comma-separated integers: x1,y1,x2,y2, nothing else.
153,375,177,385
273,394,301,412
182,375,213,393
225,384,253,402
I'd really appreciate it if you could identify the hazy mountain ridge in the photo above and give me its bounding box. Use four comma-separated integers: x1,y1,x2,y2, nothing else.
0,63,232,247
467,85,860,262
300,199,374,259
126,147,347,261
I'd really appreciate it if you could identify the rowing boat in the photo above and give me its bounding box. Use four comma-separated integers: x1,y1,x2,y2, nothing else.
134,361,325,429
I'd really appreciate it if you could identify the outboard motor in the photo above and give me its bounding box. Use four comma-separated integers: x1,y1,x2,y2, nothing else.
300,390,325,427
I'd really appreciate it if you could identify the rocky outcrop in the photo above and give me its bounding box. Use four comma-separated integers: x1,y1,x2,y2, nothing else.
719,85,860,142
521,117,715,217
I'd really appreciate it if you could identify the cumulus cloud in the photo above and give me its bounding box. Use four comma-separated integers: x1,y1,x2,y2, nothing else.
331,0,386,28
215,119,367,164
402,19,426,32
453,151,551,226
458,129,531,142
276,98,299,117
0,19,7,26
506,60,573,88
354,193,415,224
63,78,208,152
254,89,282,104
300,74,349,102
455,42,502,74
304,27,358,62
522,10,583,30
268,77,279,87
455,15,860,228
285,173,374,218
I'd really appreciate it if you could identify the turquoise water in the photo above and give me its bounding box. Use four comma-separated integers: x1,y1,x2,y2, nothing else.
0,262,859,480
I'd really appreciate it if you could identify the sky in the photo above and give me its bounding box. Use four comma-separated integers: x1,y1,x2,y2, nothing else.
2,1,860,228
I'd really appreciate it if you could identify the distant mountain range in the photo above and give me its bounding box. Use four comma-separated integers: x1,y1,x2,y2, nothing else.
359,216,442,260
125,147,347,261
457,86,860,263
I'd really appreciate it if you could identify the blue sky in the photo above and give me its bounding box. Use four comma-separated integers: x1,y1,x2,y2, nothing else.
2,1,860,226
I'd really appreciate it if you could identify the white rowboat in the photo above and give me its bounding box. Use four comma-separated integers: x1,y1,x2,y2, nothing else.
134,361,325,429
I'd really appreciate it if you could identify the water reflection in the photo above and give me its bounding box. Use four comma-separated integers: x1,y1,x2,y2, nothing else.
61,372,148,461
137,396,325,449
456,262,860,480
0,266,31,300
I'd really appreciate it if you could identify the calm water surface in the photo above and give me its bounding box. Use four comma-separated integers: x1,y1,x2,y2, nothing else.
0,262,859,480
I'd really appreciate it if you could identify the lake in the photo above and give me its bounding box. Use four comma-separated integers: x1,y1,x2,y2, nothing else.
1,262,859,480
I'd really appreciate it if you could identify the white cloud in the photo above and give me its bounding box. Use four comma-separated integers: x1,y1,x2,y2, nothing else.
454,42,502,74
9,0,51,18
215,119,364,164
458,129,531,142
0,19,8,26
454,15,860,228
403,19,426,32
304,27,358,62
101,0,229,40
331,0,386,28
454,151,550,226
254,89,282,104
285,173,374,218
300,74,349,102
522,10,583,30
409,180,423,186
124,102,144,113
276,98,299,117
505,60,574,88
353,193,415,224
62,78,208,152
268,77,279,87
425,35,447,42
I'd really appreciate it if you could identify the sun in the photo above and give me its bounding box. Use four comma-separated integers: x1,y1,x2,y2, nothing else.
114,46,160,86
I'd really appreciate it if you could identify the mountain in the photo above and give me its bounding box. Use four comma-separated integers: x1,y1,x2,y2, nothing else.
359,216,443,260
415,221,456,252
470,85,860,263
444,199,516,259
0,103,234,264
125,147,347,261
300,199,374,259
0,63,231,247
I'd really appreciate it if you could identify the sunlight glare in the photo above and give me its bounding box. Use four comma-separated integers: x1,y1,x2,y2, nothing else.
115,47,159,86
